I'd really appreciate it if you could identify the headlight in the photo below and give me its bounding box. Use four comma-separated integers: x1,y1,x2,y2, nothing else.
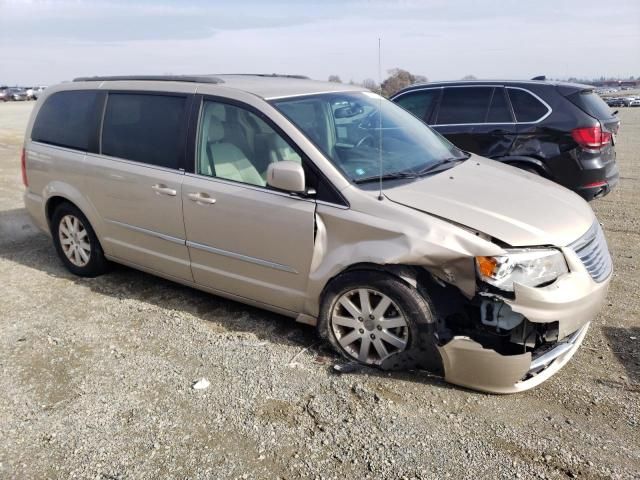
475,249,568,292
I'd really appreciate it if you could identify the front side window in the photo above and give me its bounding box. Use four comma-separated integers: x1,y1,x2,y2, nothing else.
101,93,187,169
197,100,301,187
507,88,549,122
436,87,493,124
394,89,439,120
272,92,466,184
32,90,101,151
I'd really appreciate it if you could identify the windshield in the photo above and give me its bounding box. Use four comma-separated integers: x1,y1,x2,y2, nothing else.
271,92,466,183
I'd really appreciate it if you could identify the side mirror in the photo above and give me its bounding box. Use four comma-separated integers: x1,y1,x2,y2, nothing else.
266,161,306,193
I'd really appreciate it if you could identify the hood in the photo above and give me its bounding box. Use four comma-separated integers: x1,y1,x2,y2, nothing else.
384,156,594,247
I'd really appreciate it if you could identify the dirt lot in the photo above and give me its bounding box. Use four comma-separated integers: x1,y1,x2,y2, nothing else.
0,101,638,479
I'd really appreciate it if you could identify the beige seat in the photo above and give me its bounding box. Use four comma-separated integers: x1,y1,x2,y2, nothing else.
203,118,265,187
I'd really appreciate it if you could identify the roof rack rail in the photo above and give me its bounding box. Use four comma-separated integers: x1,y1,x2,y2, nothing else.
72,75,224,84
223,73,310,80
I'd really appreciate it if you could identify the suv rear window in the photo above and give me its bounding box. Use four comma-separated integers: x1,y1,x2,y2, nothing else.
507,88,549,122
101,93,187,169
436,87,493,124
31,91,101,151
567,90,615,120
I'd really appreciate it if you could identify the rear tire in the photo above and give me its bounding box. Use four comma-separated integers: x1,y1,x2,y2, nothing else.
318,270,441,371
51,202,108,277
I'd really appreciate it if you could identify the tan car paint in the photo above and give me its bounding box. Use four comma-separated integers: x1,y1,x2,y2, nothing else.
383,155,595,247
181,173,316,313
84,153,193,281
439,323,591,394
22,77,612,393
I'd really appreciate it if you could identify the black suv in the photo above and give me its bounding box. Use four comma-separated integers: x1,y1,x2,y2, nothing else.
391,80,620,200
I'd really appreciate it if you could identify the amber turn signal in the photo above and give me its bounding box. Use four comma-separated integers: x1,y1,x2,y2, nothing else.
476,256,498,278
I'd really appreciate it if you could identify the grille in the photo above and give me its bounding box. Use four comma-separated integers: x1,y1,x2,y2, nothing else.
568,221,612,283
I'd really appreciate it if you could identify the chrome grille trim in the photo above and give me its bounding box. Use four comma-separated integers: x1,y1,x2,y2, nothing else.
568,221,612,282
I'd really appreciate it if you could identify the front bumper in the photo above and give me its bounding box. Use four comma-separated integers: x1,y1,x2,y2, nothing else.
438,322,590,394
436,245,611,394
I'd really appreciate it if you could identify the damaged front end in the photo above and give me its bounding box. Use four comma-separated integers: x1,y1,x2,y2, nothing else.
435,290,591,393
428,227,611,393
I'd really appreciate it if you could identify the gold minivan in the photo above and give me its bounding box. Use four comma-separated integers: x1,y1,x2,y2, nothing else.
22,75,612,393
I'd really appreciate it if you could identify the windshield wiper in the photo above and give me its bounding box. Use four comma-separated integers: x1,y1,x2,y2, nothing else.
354,153,470,184
416,154,470,176
354,171,418,184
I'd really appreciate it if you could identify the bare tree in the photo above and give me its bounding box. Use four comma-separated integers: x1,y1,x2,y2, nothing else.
380,68,428,97
328,75,342,83
361,78,378,91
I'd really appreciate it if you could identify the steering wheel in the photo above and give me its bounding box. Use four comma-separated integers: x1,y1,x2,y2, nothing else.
355,135,375,148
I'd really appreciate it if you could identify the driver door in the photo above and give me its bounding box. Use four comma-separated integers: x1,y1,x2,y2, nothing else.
182,98,316,313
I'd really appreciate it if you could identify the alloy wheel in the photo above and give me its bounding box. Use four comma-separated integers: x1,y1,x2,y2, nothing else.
58,214,91,267
330,288,409,364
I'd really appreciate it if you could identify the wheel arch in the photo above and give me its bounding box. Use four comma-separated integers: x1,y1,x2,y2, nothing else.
318,262,440,317
42,182,105,240
45,195,71,227
497,155,552,178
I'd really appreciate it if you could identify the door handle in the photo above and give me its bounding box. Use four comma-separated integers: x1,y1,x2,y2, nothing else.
152,184,177,196
187,192,216,204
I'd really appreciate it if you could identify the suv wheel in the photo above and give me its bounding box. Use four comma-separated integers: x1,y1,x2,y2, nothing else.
51,203,108,277
318,270,436,368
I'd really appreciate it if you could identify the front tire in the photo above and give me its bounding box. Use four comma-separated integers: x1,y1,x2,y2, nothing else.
51,202,108,277
318,270,440,371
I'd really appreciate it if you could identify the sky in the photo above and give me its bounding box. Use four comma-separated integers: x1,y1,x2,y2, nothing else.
0,0,639,86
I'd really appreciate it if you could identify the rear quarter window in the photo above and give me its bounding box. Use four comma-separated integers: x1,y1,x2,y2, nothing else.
31,90,102,151
507,88,549,122
567,91,615,120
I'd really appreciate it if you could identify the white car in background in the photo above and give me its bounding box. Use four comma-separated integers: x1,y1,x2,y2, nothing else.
29,86,47,100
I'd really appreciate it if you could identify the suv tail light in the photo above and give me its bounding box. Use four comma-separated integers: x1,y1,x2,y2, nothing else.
571,126,612,149
20,147,28,187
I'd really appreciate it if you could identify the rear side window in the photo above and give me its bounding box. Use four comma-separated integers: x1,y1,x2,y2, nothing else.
102,93,187,169
394,90,439,120
567,91,615,120
507,88,549,122
487,88,513,123
31,91,101,151
436,87,492,124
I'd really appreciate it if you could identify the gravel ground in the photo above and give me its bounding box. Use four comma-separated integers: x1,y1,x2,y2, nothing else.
0,101,638,479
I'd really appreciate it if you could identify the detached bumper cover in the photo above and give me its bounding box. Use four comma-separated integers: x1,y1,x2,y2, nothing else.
438,323,590,394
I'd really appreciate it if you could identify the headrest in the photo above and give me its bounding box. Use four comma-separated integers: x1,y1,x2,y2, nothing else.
210,103,226,121
208,117,224,142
